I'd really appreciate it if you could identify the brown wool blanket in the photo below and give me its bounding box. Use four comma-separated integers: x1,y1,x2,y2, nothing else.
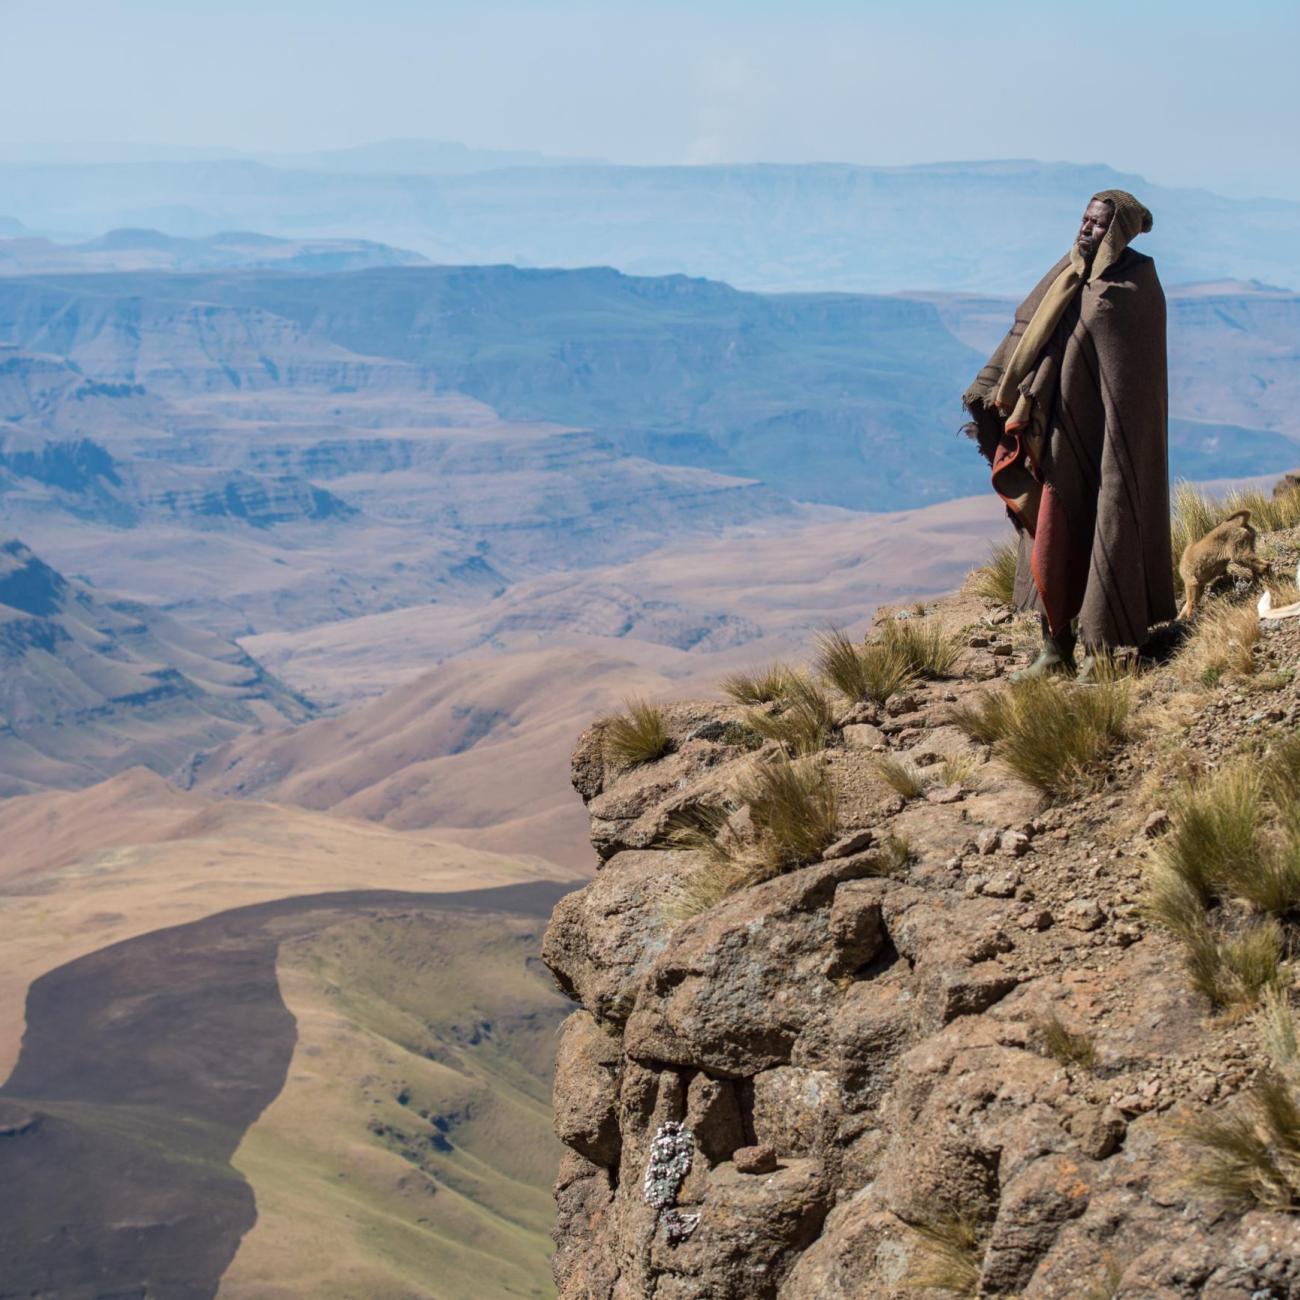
963,189,1176,649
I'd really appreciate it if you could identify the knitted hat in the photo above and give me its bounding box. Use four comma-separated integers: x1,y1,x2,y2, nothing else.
1089,189,1154,278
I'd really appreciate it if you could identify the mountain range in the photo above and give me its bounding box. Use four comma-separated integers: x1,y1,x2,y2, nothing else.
0,227,430,275
1,157,1297,294
1,159,1298,1298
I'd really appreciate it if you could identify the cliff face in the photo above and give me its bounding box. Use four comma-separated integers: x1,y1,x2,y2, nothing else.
542,566,1300,1296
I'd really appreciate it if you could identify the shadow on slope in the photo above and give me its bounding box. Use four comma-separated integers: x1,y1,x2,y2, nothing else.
0,882,572,1300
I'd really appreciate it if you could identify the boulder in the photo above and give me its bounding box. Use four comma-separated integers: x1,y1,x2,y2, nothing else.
775,1191,902,1300
752,1067,840,1157
623,858,887,1077
554,1010,623,1166
543,849,699,1024
979,1154,1093,1292
734,1144,778,1174
553,1149,617,1299
648,1159,832,1300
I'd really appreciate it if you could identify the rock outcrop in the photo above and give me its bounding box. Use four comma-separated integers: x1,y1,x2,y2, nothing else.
543,565,1300,1297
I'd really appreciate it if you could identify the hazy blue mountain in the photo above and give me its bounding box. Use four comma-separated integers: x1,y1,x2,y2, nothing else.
0,265,1294,518
253,137,602,173
0,227,429,275
0,159,1295,294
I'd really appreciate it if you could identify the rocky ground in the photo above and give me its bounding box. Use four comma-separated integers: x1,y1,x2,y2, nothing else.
541,518,1300,1298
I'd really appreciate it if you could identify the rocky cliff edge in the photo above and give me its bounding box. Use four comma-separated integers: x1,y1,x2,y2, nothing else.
542,509,1300,1299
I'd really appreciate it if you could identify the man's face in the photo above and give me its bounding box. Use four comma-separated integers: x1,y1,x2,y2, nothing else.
1076,199,1113,263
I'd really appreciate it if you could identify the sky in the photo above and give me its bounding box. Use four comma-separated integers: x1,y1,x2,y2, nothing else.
1,0,1297,200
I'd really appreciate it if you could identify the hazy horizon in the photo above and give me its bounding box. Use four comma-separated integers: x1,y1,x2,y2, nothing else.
3,0,1297,201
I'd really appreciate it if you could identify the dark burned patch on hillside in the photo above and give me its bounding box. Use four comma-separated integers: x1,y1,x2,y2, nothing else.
0,880,573,1300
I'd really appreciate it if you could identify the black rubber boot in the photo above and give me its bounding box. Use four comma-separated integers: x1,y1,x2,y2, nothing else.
1010,620,1077,682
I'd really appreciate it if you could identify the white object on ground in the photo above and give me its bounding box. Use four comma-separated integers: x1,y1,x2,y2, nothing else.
1258,558,1300,620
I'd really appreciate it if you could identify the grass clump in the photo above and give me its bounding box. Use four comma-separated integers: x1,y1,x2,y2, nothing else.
948,675,1132,798
947,691,1013,746
938,752,985,790
745,755,840,872
1035,1010,1098,1070
603,698,671,768
722,662,795,706
1154,751,1300,919
1182,1072,1300,1210
1224,484,1300,535
745,672,836,756
1144,752,1300,1011
877,833,915,875
880,616,962,679
873,756,927,800
1187,919,1284,1010
1172,598,1260,687
1183,987,1300,1212
967,538,1019,606
666,756,840,918
1157,763,1263,906
902,1212,983,1295
1265,732,1300,815
815,628,916,706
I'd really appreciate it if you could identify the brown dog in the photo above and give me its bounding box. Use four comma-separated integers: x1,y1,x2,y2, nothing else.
1178,509,1271,619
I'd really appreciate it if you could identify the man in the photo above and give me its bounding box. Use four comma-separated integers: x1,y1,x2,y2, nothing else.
963,190,1175,679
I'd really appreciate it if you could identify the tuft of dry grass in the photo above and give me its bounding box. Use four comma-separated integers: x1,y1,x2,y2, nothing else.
877,833,915,875
880,616,962,679
939,752,984,790
1187,920,1285,1012
1265,732,1300,816
1184,984,1300,1212
815,628,917,706
1259,986,1300,1080
745,755,840,872
1157,763,1263,906
873,756,927,799
967,539,1018,606
1147,754,1300,943
1035,1010,1098,1070
1144,755,1300,1010
745,672,836,756
666,756,840,919
663,850,755,922
1172,599,1260,687
722,663,796,706
1146,864,1284,1010
902,1212,983,1295
603,698,672,768
1182,1072,1300,1210
949,675,1132,798
947,691,1013,746
1224,484,1300,535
